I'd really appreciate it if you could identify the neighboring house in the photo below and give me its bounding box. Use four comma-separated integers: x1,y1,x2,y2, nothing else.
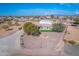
0,17,4,24
18,17,26,22
45,16,51,19
66,19,75,25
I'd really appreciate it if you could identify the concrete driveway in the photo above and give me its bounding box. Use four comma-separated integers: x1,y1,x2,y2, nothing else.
20,32,65,56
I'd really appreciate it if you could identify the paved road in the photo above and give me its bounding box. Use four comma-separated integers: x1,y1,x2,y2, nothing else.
0,30,23,56
64,43,79,56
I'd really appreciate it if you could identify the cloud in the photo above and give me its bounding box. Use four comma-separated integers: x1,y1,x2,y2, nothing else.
75,11,79,14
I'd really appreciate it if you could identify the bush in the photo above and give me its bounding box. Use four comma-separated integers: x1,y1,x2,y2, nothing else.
2,24,9,31
14,20,20,26
15,22,20,26
18,27,22,30
73,18,79,24
68,40,76,45
23,22,41,36
52,23,65,32
32,31,41,36
6,21,12,26
64,39,79,46
63,39,67,43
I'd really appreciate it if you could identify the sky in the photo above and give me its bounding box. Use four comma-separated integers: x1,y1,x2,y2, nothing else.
0,3,79,16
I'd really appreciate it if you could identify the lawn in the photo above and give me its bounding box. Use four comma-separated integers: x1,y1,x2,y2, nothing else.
40,29,53,32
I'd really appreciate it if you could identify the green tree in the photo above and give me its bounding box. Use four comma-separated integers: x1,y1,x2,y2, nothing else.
23,22,41,36
52,23,65,32
74,17,79,24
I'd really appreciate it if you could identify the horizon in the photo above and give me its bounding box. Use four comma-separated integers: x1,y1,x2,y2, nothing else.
0,3,79,16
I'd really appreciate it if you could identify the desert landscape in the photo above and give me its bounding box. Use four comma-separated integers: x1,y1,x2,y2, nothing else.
0,3,79,56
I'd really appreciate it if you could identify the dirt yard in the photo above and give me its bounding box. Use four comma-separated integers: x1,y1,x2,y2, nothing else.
0,26,19,38
65,26,79,41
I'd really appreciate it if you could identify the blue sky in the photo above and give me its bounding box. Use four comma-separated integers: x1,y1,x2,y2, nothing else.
0,3,79,16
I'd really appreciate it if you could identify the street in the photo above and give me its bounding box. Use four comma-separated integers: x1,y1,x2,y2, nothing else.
0,30,23,56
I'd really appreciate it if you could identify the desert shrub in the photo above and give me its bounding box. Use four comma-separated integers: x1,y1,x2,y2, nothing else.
6,21,12,26
18,27,22,30
63,39,67,43
68,40,76,45
2,24,9,31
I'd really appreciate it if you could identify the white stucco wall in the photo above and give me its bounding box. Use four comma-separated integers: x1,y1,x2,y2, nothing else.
39,19,53,30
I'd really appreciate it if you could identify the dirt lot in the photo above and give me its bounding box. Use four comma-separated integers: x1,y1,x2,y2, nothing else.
0,26,19,38
65,26,79,41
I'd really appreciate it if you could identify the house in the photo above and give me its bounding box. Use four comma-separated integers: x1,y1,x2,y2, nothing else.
0,17,4,24
39,18,60,30
39,19,53,30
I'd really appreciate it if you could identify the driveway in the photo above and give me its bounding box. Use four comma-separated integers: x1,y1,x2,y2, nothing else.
20,32,65,56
